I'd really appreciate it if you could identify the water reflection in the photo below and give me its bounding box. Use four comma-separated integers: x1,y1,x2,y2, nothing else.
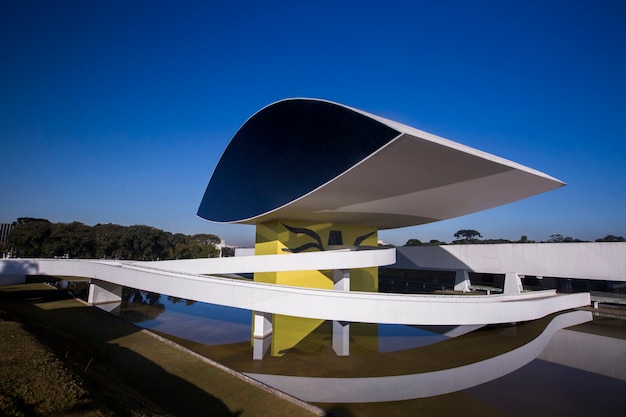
116,290,475,354
118,289,251,346
246,311,592,402
118,288,165,323
112,289,625,414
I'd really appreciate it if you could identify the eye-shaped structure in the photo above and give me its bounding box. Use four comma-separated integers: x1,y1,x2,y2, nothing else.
198,98,564,229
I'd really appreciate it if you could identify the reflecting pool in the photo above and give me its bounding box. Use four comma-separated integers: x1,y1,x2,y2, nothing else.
111,289,626,417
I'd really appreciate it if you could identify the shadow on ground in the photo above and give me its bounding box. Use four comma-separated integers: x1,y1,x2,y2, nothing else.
0,283,240,417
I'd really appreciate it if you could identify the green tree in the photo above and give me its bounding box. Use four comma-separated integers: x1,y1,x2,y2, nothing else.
8,218,52,257
93,223,126,259
121,225,170,260
547,234,584,243
405,239,422,246
595,235,625,242
6,218,221,260
453,229,482,243
170,233,219,259
190,234,220,257
47,222,96,258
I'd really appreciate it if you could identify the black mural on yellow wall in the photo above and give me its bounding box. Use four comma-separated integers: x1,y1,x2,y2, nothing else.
281,223,377,253
353,231,376,248
281,223,324,252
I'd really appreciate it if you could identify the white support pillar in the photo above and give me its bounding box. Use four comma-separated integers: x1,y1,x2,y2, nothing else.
333,269,350,291
504,272,524,295
252,311,273,360
332,269,351,355
332,320,350,356
253,311,273,338
454,269,471,292
88,279,122,305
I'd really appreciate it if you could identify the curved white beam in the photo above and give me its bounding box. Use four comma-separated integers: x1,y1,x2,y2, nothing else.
0,253,590,326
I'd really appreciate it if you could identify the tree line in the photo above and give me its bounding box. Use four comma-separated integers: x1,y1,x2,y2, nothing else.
404,229,625,246
3,218,221,260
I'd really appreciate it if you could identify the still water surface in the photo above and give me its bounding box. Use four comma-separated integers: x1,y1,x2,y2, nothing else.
113,290,626,417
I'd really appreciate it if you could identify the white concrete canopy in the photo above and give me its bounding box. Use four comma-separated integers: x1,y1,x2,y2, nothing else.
235,101,565,229
198,98,564,229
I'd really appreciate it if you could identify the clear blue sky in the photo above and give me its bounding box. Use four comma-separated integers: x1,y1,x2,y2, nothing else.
1,1,625,246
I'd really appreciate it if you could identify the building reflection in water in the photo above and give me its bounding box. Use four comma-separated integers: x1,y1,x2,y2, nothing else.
246,310,592,402
110,289,626,414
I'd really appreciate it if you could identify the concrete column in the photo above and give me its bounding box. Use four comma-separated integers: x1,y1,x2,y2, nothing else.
253,311,273,360
503,272,524,295
88,279,122,304
332,320,350,356
253,311,273,338
333,269,350,291
454,269,471,292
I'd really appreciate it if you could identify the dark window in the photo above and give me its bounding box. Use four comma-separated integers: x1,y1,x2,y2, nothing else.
328,230,343,246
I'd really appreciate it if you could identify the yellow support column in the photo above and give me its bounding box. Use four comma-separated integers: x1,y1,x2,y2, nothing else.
253,220,378,356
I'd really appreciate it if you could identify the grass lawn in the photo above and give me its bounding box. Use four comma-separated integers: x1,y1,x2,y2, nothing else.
0,283,324,417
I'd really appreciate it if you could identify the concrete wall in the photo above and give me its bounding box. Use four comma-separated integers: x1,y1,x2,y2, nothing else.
395,242,626,281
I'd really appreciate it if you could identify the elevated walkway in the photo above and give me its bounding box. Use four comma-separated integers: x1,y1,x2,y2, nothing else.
0,250,590,327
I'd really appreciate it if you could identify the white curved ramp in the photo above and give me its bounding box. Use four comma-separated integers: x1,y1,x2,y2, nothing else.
0,250,590,326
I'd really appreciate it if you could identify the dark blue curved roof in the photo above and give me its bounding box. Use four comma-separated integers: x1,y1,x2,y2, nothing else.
197,99,400,223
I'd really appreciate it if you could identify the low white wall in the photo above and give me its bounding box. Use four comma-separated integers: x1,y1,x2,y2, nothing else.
395,243,626,281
